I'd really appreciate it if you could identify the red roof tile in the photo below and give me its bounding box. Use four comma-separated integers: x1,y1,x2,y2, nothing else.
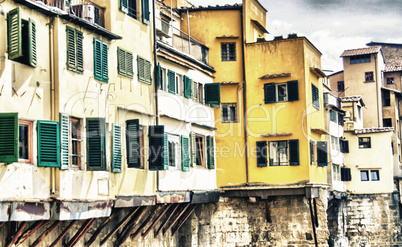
340,46,381,57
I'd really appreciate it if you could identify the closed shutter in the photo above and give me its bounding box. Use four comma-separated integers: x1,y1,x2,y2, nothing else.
28,18,37,67
338,113,344,126
181,136,190,172
190,132,196,167
204,83,221,105
37,120,60,168
184,76,192,99
86,118,106,170
93,38,103,80
66,27,76,71
289,139,299,166
264,83,275,104
157,63,162,89
163,133,169,170
76,31,84,73
287,80,299,101
312,84,320,109
317,141,328,167
0,113,18,163
137,56,145,82
120,0,128,13
340,140,349,153
126,119,141,168
167,70,175,93
148,126,166,170
126,52,133,78
59,113,69,170
206,136,215,169
102,42,108,82
256,141,267,167
142,0,150,24
117,47,126,76
341,167,351,181
7,8,22,60
111,124,122,173
145,60,152,84
310,140,314,165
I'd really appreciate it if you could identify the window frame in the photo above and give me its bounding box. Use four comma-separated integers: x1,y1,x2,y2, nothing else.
195,134,206,168
167,135,180,170
337,81,344,92
371,170,380,181
350,54,371,64
360,170,369,181
329,110,338,123
365,71,374,82
387,77,395,85
221,103,237,123
358,137,371,149
312,84,320,110
18,120,33,164
66,26,84,74
69,117,82,168
269,140,289,166
221,42,236,61
332,164,340,181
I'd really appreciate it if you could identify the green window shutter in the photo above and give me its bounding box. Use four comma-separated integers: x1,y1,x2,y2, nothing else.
86,118,106,170
310,140,314,165
102,42,108,82
190,131,196,167
148,126,166,170
157,63,162,89
117,47,126,76
37,120,60,168
111,124,122,173
256,141,267,167
126,119,141,168
184,76,192,99
120,0,128,13
66,27,76,71
0,113,18,163
163,133,169,170
7,8,22,60
264,83,275,104
204,83,221,105
167,70,175,93
137,56,145,82
312,84,320,110
93,38,103,81
59,113,69,170
28,18,37,67
287,80,299,101
76,31,84,73
289,139,299,166
145,60,152,84
126,51,133,78
142,0,150,25
181,136,190,172
206,136,215,169
317,141,328,167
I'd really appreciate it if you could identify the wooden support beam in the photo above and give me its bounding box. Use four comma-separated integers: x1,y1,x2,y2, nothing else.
30,221,61,247
100,207,141,246
155,203,179,237
0,221,6,230
171,204,197,236
49,220,77,247
308,198,318,247
162,203,190,236
130,205,164,240
85,208,122,247
6,221,28,247
16,220,49,246
114,206,150,247
66,218,96,247
142,204,172,238
265,200,272,223
313,198,319,227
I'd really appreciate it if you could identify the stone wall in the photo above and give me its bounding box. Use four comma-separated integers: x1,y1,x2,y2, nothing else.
327,197,349,247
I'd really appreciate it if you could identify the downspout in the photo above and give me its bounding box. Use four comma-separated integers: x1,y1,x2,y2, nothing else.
374,54,380,127
187,9,190,55
240,8,249,185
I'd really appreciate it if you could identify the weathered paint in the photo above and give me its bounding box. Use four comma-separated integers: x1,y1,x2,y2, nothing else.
52,201,112,220
156,191,191,204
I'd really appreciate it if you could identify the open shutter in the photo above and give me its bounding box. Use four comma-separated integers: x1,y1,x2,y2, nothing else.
163,133,169,170
66,27,76,71
256,141,267,167
86,118,106,170
148,126,166,170
111,124,122,173
38,120,60,167
126,119,141,168
120,0,128,13
102,42,108,82
312,84,320,109
206,136,215,169
145,60,152,84
341,167,351,181
338,113,344,126
204,83,221,105
340,140,349,153
0,113,18,163
289,139,299,166
93,38,103,81
7,8,22,60
317,141,328,167
264,83,275,104
181,136,190,172
287,80,299,101
167,70,175,93
127,51,133,78
59,113,69,170
76,31,84,73
117,47,126,76
184,76,192,99
28,18,37,67
190,132,196,167
137,56,145,82
157,63,162,89
142,0,150,25
310,140,314,165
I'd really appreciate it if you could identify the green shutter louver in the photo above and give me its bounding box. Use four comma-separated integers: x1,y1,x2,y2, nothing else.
142,0,150,24
76,31,84,73
264,83,275,104
145,60,152,84
126,119,141,168
317,141,328,167
37,120,60,168
7,8,22,60
86,118,106,170
28,18,37,67
120,0,128,13
102,42,108,81
312,84,320,110
157,63,162,89
184,76,192,99
0,113,18,163
66,27,83,73
288,139,299,166
111,124,122,173
137,56,145,82
163,133,169,170
181,135,190,172
59,113,69,170
93,38,108,82
117,47,126,76
148,126,166,170
287,80,299,101
190,132,196,167
256,141,267,167
310,140,314,165
167,70,175,93
204,83,220,105
127,52,133,78
206,136,215,169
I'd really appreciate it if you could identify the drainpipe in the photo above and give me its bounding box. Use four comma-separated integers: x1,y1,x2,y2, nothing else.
374,54,380,127
187,9,190,55
240,8,249,185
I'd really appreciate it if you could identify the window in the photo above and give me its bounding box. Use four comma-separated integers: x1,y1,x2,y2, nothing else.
93,38,108,82
183,76,192,99
168,141,176,168
196,135,205,167
70,117,82,167
126,119,143,169
337,81,344,92
383,118,392,127
340,139,349,153
357,106,362,120
221,42,236,61
331,136,339,151
317,141,328,167
137,56,152,84
198,83,204,104
387,77,395,85
193,81,199,102
332,164,340,181
159,67,166,91
120,0,149,24
382,90,391,107
269,140,299,166
206,136,215,169
86,118,106,170
360,170,380,181
371,170,380,181
312,84,319,110
176,74,183,96
360,170,369,181
148,126,167,170
256,141,267,167
350,54,371,64
329,110,337,123
18,120,33,163
341,167,351,181
167,70,176,94
117,47,133,78
264,81,299,104
310,140,315,165
222,103,237,123
7,8,37,67
66,26,83,73
365,72,374,82
358,137,371,149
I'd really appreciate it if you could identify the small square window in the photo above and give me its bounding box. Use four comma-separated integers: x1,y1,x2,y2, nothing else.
358,137,371,149
18,120,33,163
221,42,236,61
387,77,394,85
360,170,369,181
383,118,392,127
371,170,380,181
269,141,288,166
222,103,237,123
365,72,374,82
277,84,287,102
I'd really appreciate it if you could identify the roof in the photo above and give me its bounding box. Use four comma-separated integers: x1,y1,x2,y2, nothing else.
384,65,402,72
328,70,344,77
367,41,402,47
340,95,365,107
180,4,243,12
354,127,394,134
259,73,291,79
340,46,381,57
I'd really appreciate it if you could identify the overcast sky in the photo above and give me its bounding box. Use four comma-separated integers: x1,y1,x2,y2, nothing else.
188,0,402,73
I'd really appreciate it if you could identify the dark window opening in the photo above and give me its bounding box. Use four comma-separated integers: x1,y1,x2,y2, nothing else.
365,71,374,82
221,42,236,61
387,77,395,85
222,103,237,123
168,141,175,167
128,0,138,19
358,137,371,149
196,135,205,167
18,120,32,163
383,118,392,127
337,81,344,92
382,90,391,107
70,117,81,167
350,54,371,64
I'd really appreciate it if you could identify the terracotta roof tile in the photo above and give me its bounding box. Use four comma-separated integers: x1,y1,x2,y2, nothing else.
354,127,394,134
340,95,365,107
340,46,381,57
384,64,402,72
